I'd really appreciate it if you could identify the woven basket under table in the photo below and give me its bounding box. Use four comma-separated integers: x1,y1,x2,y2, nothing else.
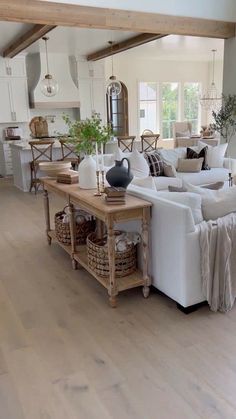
55,207,95,245
87,231,137,278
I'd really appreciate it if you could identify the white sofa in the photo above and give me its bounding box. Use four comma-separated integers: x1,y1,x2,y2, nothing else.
102,146,236,310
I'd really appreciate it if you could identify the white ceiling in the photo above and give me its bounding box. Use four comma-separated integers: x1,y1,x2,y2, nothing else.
0,22,224,62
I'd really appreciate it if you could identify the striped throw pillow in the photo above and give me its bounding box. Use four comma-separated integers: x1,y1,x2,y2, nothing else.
144,151,164,177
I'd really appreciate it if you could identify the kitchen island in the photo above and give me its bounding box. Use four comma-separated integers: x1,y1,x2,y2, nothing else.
10,140,62,192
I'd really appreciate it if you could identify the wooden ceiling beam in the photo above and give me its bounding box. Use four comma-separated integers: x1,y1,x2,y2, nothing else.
2,24,56,58
0,1,234,39
87,33,167,61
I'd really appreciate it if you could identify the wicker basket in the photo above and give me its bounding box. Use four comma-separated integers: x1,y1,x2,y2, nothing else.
87,231,137,278
55,207,95,245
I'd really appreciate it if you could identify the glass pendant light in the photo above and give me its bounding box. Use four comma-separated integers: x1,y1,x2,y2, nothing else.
106,41,122,97
40,37,59,97
200,49,222,111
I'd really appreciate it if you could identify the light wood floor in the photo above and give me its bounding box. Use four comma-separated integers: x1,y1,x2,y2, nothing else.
1,178,236,419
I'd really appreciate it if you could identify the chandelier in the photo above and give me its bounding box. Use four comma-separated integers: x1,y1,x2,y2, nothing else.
106,41,122,97
200,49,222,111
40,37,59,97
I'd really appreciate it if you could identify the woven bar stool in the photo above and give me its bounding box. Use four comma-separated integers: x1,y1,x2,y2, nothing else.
141,133,160,152
117,136,135,152
59,139,80,170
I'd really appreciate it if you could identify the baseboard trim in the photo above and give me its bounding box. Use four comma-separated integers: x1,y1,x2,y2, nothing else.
176,301,207,314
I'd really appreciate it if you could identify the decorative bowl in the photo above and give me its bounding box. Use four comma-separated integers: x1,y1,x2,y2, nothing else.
39,161,71,177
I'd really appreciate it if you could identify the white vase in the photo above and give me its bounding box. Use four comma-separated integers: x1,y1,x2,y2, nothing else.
78,155,97,189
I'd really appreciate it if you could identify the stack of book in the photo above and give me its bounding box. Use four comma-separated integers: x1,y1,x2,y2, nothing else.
57,170,78,184
104,187,126,205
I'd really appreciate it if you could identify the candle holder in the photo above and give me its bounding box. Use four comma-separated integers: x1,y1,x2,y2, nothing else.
94,170,102,196
229,172,233,187
101,170,105,193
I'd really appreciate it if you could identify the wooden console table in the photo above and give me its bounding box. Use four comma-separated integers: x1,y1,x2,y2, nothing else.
42,179,152,307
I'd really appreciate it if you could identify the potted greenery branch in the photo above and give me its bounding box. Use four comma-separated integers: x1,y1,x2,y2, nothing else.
63,113,111,189
212,94,236,146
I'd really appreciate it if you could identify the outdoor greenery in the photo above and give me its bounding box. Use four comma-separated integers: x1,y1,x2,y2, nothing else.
63,113,112,155
212,94,236,144
162,83,178,138
184,83,200,133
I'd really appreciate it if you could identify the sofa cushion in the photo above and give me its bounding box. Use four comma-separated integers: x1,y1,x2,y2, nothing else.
176,168,229,185
157,191,203,224
202,187,236,220
144,151,164,176
159,147,186,169
183,182,236,221
178,158,204,173
187,146,209,170
163,163,177,177
198,141,228,168
131,176,156,190
153,176,182,191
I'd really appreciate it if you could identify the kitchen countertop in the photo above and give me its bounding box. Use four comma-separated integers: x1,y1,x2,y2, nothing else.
9,139,62,150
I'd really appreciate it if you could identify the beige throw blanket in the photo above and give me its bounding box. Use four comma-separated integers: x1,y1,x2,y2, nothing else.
199,213,236,312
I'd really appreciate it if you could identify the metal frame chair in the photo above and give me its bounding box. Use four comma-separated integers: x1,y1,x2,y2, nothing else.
140,133,160,152
117,136,135,152
29,140,54,194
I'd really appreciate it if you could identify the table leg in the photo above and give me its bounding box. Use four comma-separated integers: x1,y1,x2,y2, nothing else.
142,207,151,298
107,217,117,308
43,189,51,245
68,202,78,270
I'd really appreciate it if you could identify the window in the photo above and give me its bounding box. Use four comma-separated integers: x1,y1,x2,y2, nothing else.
184,82,200,134
106,82,129,136
161,82,179,139
138,81,201,139
139,82,158,134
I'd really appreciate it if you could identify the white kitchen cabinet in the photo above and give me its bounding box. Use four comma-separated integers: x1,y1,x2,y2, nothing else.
91,79,106,122
0,56,26,77
0,142,14,176
77,59,106,122
0,79,14,122
0,78,29,123
10,78,29,122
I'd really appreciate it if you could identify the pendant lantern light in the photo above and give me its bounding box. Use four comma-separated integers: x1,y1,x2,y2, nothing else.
40,37,59,97
199,49,222,111
106,41,122,97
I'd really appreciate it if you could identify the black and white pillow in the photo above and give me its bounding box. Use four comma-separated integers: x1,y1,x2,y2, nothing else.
144,151,164,176
187,146,209,170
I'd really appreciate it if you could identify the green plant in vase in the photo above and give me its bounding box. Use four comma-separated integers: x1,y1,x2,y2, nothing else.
63,113,112,189
212,94,236,145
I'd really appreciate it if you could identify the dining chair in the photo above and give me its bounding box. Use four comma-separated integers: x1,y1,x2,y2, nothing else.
140,133,160,152
117,136,135,152
59,139,80,170
29,140,54,194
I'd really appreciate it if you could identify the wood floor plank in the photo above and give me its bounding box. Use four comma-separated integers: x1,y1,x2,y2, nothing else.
1,178,236,418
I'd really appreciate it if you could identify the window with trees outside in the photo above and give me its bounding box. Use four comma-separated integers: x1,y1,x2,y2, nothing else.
161,82,179,139
139,81,201,138
184,82,200,134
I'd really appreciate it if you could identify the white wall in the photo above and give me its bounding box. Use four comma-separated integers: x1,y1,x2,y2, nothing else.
105,52,223,138
223,37,236,157
43,0,236,22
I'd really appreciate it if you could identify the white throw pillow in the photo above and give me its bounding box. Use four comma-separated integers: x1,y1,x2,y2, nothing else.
131,176,156,190
198,141,228,168
201,186,236,221
159,148,186,169
157,191,203,224
129,148,150,178
113,147,125,161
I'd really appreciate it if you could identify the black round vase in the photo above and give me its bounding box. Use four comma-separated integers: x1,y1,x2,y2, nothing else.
106,158,133,189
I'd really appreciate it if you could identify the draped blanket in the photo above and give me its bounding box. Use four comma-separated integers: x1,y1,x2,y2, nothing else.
199,213,236,312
